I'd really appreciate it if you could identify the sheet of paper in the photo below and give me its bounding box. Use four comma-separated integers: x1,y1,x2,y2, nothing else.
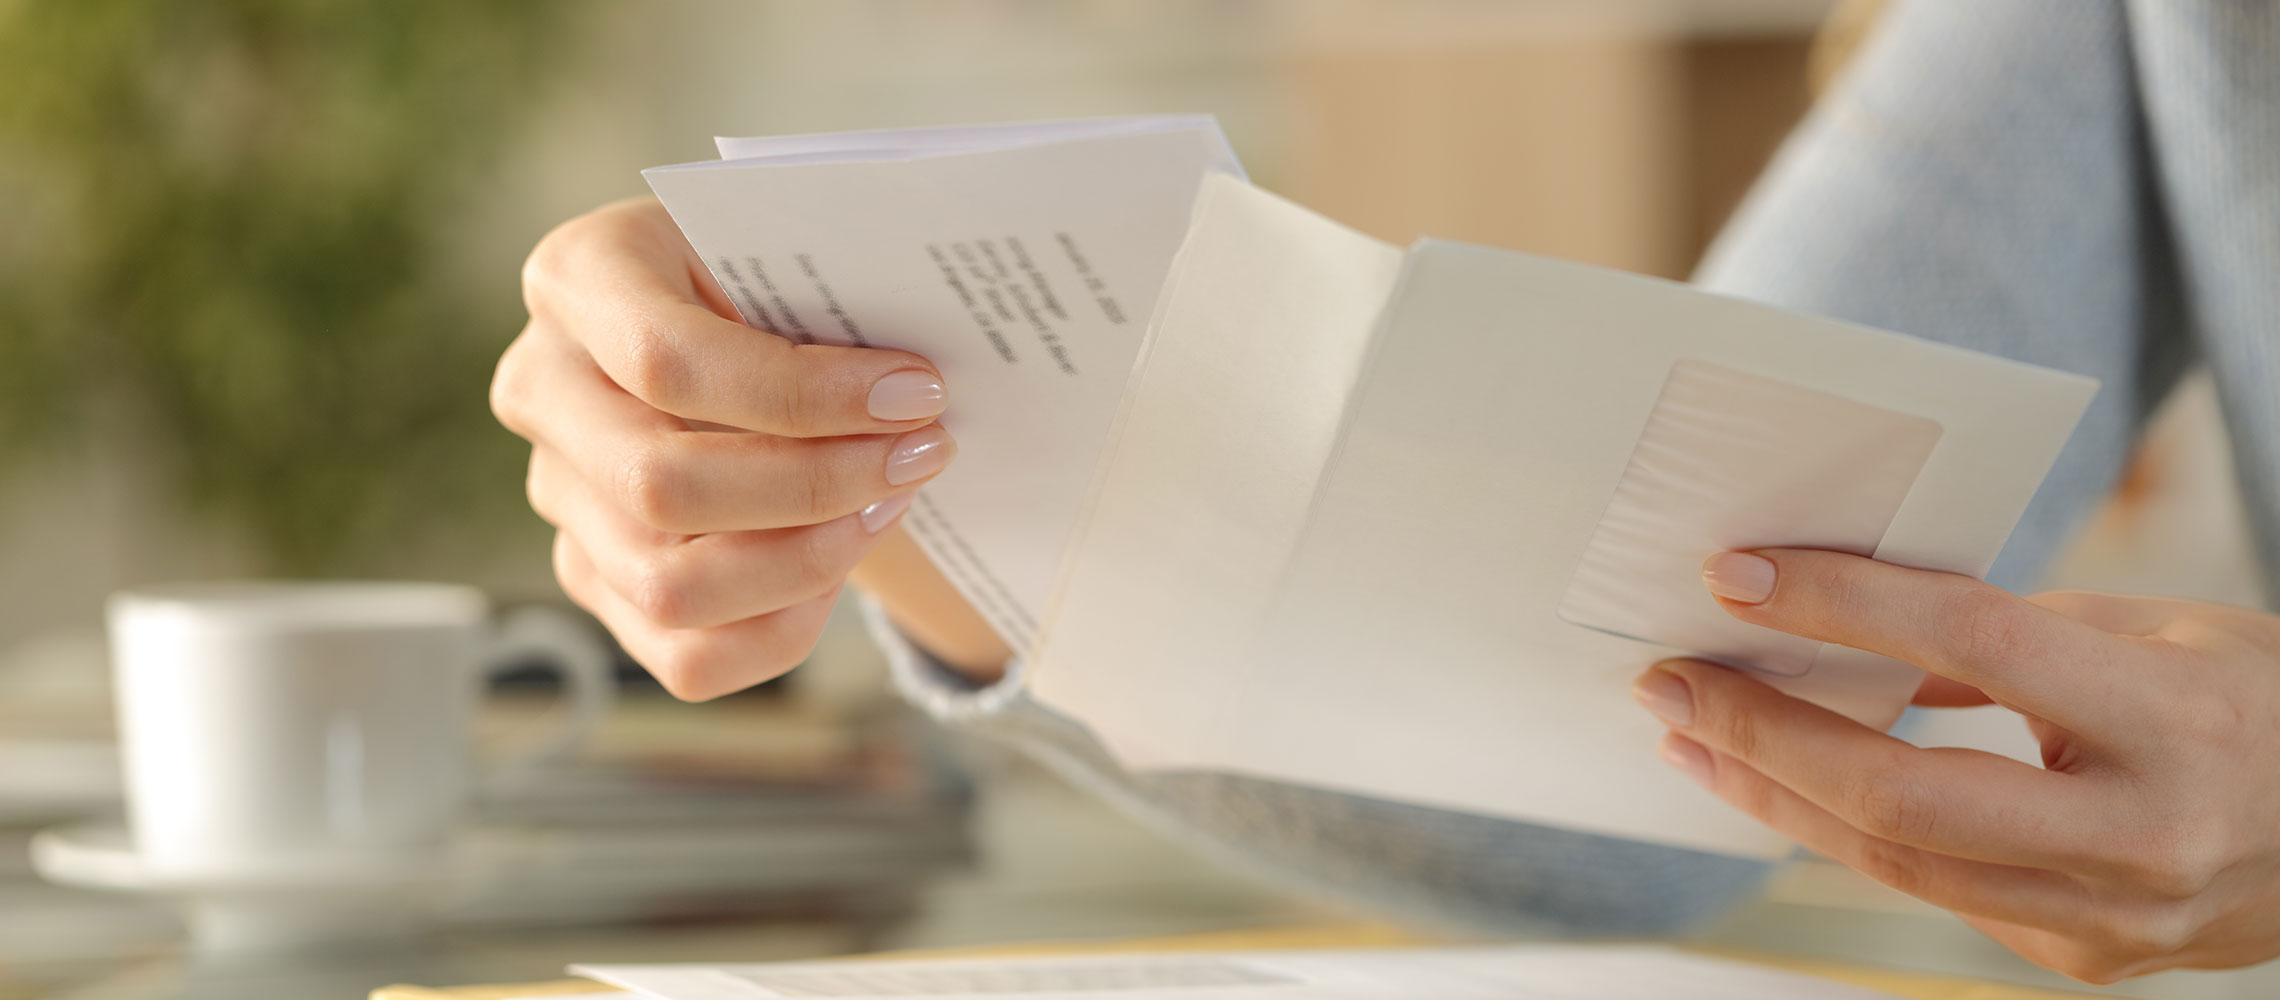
1031,175,2098,858
645,117,1240,648
709,116,1222,166
573,945,1900,1000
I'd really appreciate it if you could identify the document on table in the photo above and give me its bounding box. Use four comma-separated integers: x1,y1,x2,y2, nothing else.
1025,175,2097,858
568,945,1902,999
645,116,1241,647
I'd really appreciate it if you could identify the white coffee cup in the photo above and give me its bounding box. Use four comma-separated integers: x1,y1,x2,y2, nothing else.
107,581,612,878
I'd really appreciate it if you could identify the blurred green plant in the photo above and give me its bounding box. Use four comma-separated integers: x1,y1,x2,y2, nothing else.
0,0,577,572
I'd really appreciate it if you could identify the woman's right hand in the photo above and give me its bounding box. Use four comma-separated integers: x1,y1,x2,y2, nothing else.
492,196,958,699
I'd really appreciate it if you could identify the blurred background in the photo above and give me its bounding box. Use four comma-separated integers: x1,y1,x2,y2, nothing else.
0,1,2268,998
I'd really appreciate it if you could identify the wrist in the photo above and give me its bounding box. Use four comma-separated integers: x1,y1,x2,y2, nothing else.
849,525,1012,683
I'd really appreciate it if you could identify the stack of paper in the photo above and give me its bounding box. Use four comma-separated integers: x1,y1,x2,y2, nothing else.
645,116,2095,859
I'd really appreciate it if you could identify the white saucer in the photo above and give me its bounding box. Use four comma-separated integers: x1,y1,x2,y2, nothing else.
32,823,474,958
31,823,457,896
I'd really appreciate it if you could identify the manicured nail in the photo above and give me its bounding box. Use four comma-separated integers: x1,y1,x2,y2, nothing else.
859,493,914,534
884,426,954,485
1630,669,1694,728
1659,733,1715,788
867,370,947,422
1702,551,1777,604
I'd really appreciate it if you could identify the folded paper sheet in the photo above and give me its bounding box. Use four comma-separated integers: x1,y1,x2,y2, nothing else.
646,116,1241,647
1028,175,2098,858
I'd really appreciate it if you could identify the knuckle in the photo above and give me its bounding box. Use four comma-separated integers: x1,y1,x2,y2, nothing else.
1848,836,1933,898
2050,951,2132,987
785,524,853,596
753,615,827,684
519,234,565,314
1843,757,1941,844
521,212,607,313
1711,707,1760,763
646,626,809,703
628,548,703,630
614,320,691,412
488,335,534,433
1809,560,1878,628
615,439,699,533
790,447,843,524
2123,823,2229,899
762,361,817,435
1722,763,1781,818
522,459,552,523
524,202,655,314
638,632,742,703
2086,905,2199,965
549,533,582,593
2134,907,2202,958
642,645,721,703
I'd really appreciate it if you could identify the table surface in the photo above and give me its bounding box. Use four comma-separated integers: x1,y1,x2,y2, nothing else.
371,922,2097,1000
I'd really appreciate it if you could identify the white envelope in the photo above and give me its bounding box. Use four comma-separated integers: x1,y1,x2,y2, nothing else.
1028,175,2097,858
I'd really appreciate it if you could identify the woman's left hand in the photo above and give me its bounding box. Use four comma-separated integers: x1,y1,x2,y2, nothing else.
1632,548,2280,983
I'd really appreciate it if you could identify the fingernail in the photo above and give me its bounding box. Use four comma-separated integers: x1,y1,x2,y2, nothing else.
867,370,946,422
884,426,954,485
1659,733,1715,788
1631,669,1694,728
1702,551,1777,604
859,492,914,534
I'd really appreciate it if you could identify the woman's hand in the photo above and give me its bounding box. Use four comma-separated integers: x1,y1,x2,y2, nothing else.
1632,548,2280,982
492,196,959,699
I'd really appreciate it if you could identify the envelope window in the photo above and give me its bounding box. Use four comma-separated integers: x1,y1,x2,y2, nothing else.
1556,359,1943,677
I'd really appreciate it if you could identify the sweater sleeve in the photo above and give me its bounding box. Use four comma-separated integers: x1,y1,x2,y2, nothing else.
856,593,1772,939
1699,0,2191,591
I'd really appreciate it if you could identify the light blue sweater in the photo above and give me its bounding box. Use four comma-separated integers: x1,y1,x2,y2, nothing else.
880,0,2280,935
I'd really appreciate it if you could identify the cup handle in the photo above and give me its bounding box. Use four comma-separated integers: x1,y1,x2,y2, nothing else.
478,605,614,790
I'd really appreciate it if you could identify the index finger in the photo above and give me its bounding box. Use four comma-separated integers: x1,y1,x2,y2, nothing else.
1643,658,2117,874
524,198,947,438
1704,547,2133,730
